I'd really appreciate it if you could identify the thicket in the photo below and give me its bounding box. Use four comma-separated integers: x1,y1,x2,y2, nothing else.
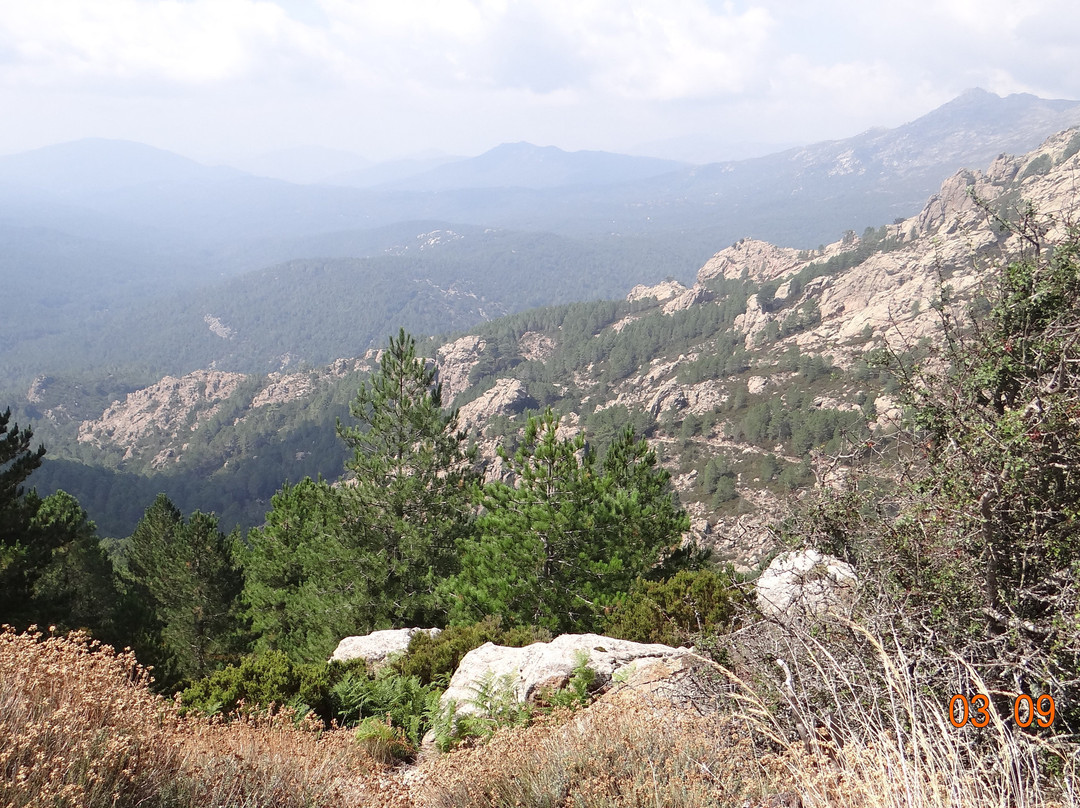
736,210,1080,803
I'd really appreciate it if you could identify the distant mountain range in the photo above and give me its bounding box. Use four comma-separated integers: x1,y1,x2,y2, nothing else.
24,126,1080,547
3,88,1080,394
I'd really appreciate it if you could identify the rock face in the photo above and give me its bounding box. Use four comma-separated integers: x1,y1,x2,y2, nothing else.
330,628,441,667
755,549,857,618
698,238,805,285
251,359,366,409
458,378,530,431
77,371,246,463
440,634,695,715
627,280,688,303
436,335,487,406
517,331,556,362
661,284,713,314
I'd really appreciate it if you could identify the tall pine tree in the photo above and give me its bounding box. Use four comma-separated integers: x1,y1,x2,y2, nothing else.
0,408,49,621
336,328,476,629
125,494,245,684
240,478,357,662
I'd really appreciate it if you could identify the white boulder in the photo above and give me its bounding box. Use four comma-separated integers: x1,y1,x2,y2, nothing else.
755,549,857,618
330,627,441,666
440,633,694,716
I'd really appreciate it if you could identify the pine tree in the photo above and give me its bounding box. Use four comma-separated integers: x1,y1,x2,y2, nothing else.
240,477,358,662
0,408,52,624
336,329,475,629
29,491,122,642
126,494,244,683
449,409,691,632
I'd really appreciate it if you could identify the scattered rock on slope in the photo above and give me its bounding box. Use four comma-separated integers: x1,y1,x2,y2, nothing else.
331,628,441,669
440,633,697,716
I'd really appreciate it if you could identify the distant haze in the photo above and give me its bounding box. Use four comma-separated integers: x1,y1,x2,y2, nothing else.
1,1,1079,165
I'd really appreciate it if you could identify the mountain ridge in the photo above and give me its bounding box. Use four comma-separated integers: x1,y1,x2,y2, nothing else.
24,127,1080,556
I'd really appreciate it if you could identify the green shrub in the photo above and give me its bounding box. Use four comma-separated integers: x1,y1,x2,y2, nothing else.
179,650,336,721
435,671,534,752
538,651,598,710
393,616,551,687
602,568,748,647
354,715,416,764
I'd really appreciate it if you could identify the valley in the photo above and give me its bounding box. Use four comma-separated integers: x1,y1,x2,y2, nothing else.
15,123,1080,565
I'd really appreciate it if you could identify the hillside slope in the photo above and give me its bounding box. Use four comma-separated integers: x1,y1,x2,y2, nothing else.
22,129,1080,553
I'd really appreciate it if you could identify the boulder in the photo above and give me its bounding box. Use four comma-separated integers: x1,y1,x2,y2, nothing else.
330,627,441,667
598,652,733,714
755,549,856,618
440,633,695,716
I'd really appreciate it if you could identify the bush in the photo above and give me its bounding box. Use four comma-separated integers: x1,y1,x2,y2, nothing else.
602,567,749,648
354,715,417,764
537,651,599,710
331,668,442,748
434,671,535,752
179,650,338,721
393,616,551,687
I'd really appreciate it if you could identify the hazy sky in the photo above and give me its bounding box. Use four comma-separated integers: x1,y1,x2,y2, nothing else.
1,0,1078,164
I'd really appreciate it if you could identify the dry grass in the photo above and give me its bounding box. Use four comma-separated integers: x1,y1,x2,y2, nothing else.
0,626,399,808
413,701,786,807
10,620,1074,808
722,619,1080,808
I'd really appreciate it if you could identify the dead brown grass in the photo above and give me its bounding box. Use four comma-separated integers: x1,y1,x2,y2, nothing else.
722,620,1080,808
0,626,400,808
413,701,787,807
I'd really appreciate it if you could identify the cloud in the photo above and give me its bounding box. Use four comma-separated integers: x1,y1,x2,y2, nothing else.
0,0,1078,161
0,0,775,100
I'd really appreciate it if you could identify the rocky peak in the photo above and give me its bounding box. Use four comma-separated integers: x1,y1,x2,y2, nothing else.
626,280,688,303
697,239,807,285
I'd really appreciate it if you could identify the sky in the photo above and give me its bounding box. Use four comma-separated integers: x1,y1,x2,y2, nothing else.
1,0,1078,166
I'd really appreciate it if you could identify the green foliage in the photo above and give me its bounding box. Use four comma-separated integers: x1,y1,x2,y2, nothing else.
392,616,551,687
336,328,476,629
699,455,738,507
602,567,747,647
805,215,1080,735
0,412,124,640
444,671,534,751
330,668,441,748
0,408,52,622
538,651,598,710
449,410,691,633
733,386,863,456
124,494,245,685
27,491,123,643
179,650,334,720
676,333,750,383
239,478,354,663
354,716,416,763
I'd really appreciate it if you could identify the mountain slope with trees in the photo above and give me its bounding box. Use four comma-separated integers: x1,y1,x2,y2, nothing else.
18,128,1080,563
